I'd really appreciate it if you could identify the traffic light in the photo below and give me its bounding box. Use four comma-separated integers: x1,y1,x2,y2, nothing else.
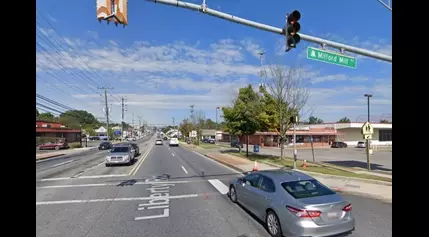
290,115,298,124
285,10,301,52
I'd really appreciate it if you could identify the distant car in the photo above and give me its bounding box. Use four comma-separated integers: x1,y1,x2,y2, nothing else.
357,141,365,148
163,136,168,141
105,145,136,166
331,141,348,148
229,170,355,237
98,141,113,150
169,138,179,147
124,143,140,156
155,139,163,145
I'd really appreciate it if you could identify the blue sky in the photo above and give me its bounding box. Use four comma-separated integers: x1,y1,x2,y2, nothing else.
36,0,392,126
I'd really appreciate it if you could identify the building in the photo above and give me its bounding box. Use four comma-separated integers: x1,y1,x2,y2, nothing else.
36,120,81,142
310,122,392,146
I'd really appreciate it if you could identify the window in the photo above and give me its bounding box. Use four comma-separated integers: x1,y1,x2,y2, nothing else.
379,130,392,141
111,147,130,153
281,179,335,199
244,174,260,187
259,176,275,192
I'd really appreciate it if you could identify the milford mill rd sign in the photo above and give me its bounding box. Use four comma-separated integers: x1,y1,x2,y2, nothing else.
307,47,357,69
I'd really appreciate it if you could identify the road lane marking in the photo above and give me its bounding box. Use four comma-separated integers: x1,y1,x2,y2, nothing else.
172,153,175,156
129,143,154,176
36,194,200,205
37,180,192,189
51,160,74,168
208,179,229,195
135,181,173,220
181,166,188,174
135,209,169,220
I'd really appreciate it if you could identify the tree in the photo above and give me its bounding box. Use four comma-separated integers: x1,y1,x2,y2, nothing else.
308,116,323,124
58,115,81,129
337,117,351,123
59,110,98,125
262,64,310,162
36,109,39,118
380,119,390,123
179,119,194,138
37,112,57,122
222,84,264,156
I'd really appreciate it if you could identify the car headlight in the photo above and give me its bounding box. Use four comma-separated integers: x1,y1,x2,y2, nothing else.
106,156,111,161
124,155,129,160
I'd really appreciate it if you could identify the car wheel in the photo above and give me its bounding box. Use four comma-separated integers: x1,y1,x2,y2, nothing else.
105,163,110,167
229,185,237,203
266,210,282,237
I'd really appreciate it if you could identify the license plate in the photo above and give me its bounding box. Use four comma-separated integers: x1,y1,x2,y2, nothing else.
327,212,338,218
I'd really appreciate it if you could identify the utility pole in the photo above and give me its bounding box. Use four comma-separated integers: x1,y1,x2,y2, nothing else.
121,97,125,141
99,87,113,142
364,94,373,171
172,117,175,127
147,0,392,63
132,112,135,137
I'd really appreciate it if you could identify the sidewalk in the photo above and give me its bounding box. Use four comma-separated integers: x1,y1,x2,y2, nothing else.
183,144,392,202
36,147,96,161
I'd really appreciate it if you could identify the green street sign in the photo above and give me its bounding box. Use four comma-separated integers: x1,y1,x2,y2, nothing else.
307,47,357,69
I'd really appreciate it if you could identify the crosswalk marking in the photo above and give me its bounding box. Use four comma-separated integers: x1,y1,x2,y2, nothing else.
208,179,229,195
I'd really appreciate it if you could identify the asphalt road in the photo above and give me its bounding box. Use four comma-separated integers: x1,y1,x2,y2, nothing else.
36,138,392,237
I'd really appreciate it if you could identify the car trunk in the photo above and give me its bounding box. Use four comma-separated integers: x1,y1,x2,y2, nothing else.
298,194,349,225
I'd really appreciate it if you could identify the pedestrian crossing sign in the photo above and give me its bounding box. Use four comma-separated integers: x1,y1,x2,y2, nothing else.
361,122,374,135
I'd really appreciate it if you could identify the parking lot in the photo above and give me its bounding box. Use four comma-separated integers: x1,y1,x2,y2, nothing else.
246,145,392,172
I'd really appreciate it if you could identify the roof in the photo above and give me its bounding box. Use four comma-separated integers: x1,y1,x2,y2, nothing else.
256,169,313,182
36,128,81,133
309,122,392,130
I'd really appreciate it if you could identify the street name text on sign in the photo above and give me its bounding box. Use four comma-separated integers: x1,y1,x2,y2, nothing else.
307,47,357,69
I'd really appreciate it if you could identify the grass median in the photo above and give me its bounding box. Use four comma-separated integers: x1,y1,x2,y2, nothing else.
226,151,392,183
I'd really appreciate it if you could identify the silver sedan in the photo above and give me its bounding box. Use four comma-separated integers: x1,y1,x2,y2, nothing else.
228,169,355,237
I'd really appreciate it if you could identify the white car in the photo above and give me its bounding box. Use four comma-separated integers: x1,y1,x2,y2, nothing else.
357,141,365,148
155,139,163,145
169,138,179,147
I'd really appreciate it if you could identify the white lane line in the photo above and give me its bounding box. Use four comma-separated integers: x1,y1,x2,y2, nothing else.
51,160,74,168
129,143,154,176
208,179,229,195
172,153,175,156
37,180,191,189
36,194,201,205
181,166,188,174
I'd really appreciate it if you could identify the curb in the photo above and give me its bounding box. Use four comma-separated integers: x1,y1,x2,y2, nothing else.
258,159,392,186
36,153,65,161
204,154,247,173
329,188,392,204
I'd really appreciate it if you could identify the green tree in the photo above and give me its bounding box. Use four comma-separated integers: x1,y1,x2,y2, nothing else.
37,112,57,122
59,110,98,125
308,116,324,124
179,119,194,138
58,115,81,129
222,85,263,157
36,109,39,118
337,117,351,123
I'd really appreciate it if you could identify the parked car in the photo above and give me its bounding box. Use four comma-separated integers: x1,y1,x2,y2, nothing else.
357,141,365,148
155,139,163,145
331,141,348,148
105,145,136,166
228,170,355,237
98,141,113,150
37,138,69,151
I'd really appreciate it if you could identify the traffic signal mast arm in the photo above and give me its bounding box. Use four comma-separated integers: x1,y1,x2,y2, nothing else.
147,0,392,63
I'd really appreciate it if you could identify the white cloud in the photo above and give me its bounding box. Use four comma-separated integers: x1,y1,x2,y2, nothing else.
36,30,391,124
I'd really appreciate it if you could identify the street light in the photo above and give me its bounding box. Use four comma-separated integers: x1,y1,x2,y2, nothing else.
364,94,372,122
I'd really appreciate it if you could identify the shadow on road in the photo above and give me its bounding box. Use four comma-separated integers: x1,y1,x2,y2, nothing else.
325,160,392,172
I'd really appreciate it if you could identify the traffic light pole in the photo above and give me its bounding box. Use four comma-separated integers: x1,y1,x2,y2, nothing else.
147,0,392,63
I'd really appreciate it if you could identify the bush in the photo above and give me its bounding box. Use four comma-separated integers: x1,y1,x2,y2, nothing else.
70,142,82,149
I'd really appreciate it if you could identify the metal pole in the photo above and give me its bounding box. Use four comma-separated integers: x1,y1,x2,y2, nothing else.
364,94,372,171
148,0,392,63
121,97,125,141
293,123,297,169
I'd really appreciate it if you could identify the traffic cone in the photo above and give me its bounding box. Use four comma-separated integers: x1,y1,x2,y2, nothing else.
252,160,259,171
301,160,307,168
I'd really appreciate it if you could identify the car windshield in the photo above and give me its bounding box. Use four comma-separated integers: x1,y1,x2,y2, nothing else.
110,147,129,153
281,179,335,199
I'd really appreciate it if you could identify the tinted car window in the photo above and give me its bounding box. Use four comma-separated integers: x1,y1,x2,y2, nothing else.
111,147,130,153
260,176,275,192
244,174,260,187
100,142,110,146
281,179,335,199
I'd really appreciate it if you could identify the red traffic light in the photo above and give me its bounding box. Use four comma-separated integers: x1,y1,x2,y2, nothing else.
287,10,301,23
